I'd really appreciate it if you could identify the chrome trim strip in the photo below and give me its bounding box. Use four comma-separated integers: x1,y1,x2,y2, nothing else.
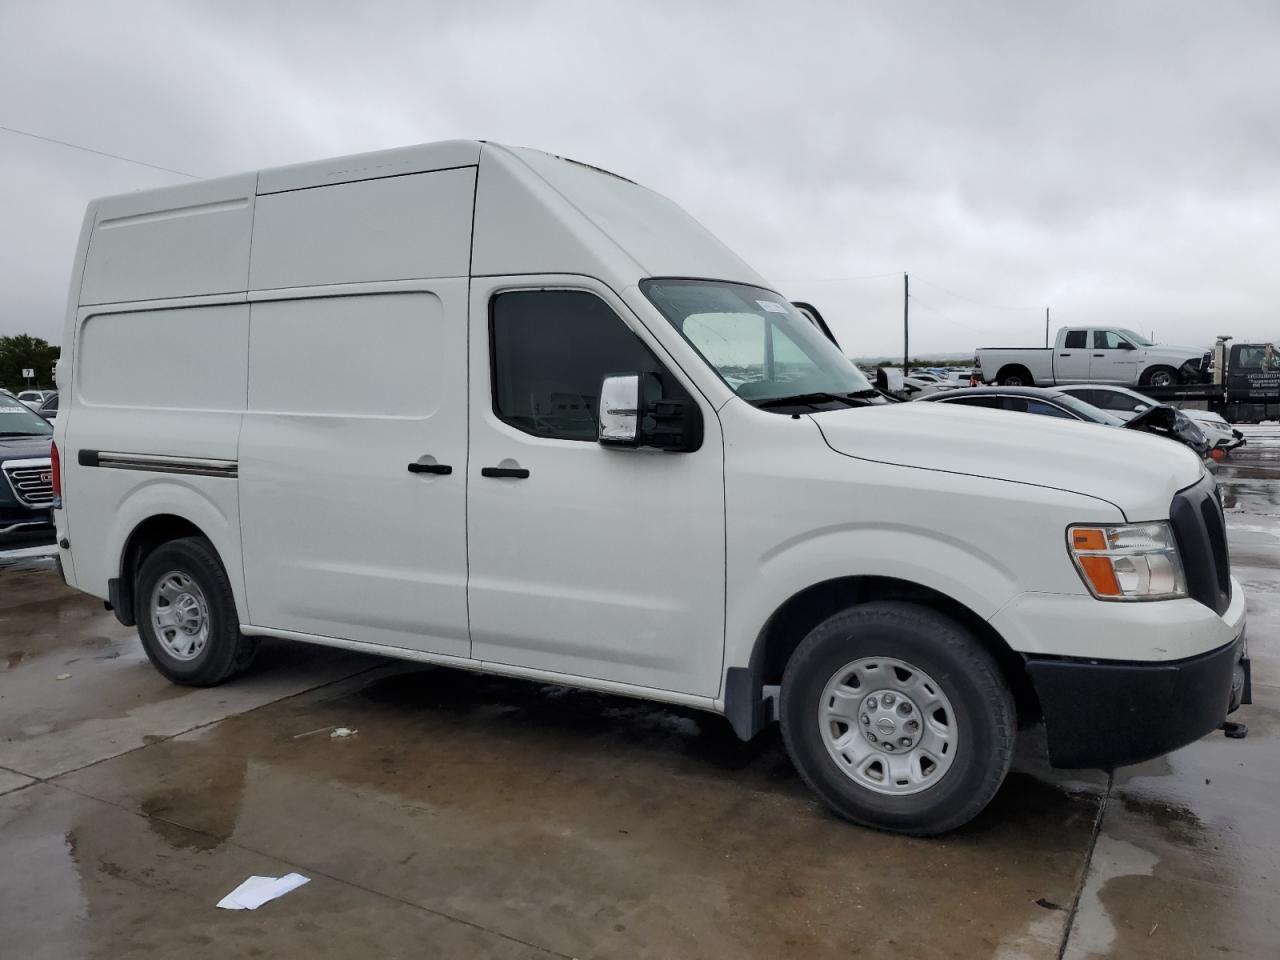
2,457,53,471
92,452,238,478
0,519,52,536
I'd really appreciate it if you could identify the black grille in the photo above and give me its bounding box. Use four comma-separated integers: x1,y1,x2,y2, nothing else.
1169,473,1232,614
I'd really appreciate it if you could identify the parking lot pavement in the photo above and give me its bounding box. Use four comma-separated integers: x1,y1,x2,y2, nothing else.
0,429,1275,959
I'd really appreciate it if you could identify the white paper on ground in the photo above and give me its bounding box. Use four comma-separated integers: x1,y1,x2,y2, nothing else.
216,873,310,910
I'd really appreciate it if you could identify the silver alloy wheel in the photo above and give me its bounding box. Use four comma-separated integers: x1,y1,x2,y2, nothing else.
150,571,211,661
818,656,958,796
1149,370,1174,387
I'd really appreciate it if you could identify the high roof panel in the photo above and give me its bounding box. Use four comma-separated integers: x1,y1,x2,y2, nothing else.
255,139,483,195
472,143,767,288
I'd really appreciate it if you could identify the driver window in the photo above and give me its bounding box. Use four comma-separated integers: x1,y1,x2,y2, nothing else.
1094,331,1127,349
490,290,685,442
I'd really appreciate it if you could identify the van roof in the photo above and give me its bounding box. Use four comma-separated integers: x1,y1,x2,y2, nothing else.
76,141,766,307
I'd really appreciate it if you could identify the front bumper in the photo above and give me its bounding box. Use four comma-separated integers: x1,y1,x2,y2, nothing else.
1026,632,1249,769
0,506,54,544
991,574,1246,662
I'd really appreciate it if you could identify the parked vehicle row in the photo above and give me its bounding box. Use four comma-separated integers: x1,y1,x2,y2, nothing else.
51,140,1250,835
34,391,58,421
16,389,54,409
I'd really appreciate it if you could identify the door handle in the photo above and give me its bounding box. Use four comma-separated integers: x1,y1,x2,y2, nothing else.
1059,353,1072,357
481,466,530,479
408,462,452,475
1093,353,1105,358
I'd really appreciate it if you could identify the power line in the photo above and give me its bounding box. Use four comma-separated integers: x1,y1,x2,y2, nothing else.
781,273,1040,314
909,291,1013,335
0,123,200,179
911,276,1037,312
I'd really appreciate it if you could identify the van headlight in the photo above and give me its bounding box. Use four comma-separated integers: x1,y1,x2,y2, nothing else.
1067,522,1187,600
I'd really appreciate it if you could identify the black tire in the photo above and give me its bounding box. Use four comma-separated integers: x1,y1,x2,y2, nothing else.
1140,365,1178,388
996,365,1033,387
780,601,1015,836
134,536,258,686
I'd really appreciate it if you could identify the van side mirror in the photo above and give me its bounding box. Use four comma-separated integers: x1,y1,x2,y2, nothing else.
599,374,641,446
598,373,703,452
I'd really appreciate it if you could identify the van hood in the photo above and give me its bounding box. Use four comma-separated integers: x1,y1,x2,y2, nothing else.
810,401,1204,520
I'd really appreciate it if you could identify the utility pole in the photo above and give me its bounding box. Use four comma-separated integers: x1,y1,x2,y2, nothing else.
1045,307,1050,348
903,273,909,374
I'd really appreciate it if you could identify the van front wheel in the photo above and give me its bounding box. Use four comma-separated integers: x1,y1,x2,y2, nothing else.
780,601,1014,835
134,537,258,686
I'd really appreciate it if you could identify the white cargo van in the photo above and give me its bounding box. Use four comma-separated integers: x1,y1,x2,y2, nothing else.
52,141,1249,834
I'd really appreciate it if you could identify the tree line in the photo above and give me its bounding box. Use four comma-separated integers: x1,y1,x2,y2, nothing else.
0,335,60,392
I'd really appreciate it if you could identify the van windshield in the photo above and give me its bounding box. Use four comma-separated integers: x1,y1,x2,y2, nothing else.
641,279,876,411
0,393,53,436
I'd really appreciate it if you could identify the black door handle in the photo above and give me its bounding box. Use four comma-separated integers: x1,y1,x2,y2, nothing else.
1059,353,1071,357
408,462,452,475
481,466,530,479
1093,353,1105,357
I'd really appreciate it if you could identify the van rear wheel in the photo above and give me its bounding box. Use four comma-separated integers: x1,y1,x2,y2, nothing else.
780,601,1015,836
134,536,257,686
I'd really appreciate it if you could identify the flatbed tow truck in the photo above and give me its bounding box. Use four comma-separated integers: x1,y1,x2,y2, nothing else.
1144,337,1280,423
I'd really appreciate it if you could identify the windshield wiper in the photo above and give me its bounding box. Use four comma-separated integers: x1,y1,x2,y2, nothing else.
755,391,868,409
0,431,44,438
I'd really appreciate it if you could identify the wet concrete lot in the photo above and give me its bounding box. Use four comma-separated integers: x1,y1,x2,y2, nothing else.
1,429,1278,959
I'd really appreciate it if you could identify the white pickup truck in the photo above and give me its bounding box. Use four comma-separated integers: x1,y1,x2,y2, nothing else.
976,327,1204,388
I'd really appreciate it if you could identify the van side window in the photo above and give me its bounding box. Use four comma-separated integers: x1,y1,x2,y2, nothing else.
1063,330,1087,349
490,290,680,441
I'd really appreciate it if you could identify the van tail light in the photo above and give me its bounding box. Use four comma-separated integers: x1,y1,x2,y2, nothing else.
51,440,62,509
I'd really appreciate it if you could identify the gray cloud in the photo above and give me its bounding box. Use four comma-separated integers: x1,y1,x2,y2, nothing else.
2,0,1278,356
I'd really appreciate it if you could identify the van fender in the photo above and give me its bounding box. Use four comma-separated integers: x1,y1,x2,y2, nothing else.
721,525,1022,739
105,477,247,624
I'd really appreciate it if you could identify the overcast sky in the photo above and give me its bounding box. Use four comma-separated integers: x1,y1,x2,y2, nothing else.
2,1,1278,357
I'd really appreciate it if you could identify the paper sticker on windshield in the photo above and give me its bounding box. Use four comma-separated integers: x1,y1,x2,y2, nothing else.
0,408,28,414
757,300,788,314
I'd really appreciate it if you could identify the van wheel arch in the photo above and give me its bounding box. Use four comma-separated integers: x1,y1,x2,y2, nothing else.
724,576,1039,740
108,515,209,627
